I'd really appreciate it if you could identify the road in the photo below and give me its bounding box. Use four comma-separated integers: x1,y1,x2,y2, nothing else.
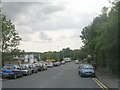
2,62,100,88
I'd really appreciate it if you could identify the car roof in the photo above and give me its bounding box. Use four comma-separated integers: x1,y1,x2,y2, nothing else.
4,64,15,66
83,64,92,66
82,64,93,67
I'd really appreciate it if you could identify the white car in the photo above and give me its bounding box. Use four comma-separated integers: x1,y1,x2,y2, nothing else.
61,61,65,64
47,62,53,68
20,64,32,75
75,60,79,64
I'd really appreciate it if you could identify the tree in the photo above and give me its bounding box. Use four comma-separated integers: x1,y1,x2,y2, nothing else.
80,1,119,74
2,14,22,64
2,14,21,52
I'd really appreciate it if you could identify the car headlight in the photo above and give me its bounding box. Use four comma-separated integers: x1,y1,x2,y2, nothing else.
82,70,85,73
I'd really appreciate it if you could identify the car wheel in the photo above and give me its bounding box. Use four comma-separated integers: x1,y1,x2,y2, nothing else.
93,74,96,77
13,74,17,79
30,71,32,75
2,76,5,79
80,73,83,77
20,73,23,77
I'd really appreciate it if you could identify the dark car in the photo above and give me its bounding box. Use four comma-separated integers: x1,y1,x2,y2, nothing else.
53,62,58,67
53,62,61,67
78,64,95,77
2,64,23,79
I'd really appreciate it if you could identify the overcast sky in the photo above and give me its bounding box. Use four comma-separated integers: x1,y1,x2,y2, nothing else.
2,0,111,52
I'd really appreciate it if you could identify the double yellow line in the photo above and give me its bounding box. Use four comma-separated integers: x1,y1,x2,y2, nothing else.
92,78,109,90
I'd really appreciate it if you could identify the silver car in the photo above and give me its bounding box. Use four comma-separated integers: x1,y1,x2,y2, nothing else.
39,61,47,71
20,64,32,75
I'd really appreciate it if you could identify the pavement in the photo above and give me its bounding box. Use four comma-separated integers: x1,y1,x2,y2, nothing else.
96,69,119,89
2,62,100,88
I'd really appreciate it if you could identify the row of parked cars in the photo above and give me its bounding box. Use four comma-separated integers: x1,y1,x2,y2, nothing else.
45,61,65,68
0,60,66,79
1,61,48,79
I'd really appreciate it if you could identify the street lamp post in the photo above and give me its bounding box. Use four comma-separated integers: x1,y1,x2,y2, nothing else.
48,38,51,52
57,45,60,61
48,38,51,59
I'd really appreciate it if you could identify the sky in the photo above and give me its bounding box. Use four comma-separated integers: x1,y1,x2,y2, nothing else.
2,0,111,52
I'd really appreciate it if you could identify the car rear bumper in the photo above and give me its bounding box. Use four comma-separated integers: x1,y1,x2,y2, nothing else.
2,73,16,78
23,71,28,75
81,72,95,76
47,66,53,68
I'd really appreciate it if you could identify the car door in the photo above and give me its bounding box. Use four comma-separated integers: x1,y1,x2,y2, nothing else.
79,65,83,73
14,65,22,76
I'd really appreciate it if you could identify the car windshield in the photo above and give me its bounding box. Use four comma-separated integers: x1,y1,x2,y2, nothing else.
47,62,52,64
82,65,93,69
21,65,27,70
3,65,14,69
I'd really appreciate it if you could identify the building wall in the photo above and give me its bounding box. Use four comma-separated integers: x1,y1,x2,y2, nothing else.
24,54,37,64
4,60,22,65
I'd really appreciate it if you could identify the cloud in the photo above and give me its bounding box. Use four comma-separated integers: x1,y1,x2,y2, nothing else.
21,34,32,42
2,0,110,52
2,1,99,32
42,4,64,14
39,32,50,40
2,2,31,20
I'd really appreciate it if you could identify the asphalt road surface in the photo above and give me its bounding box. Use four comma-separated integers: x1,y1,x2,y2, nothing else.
2,62,100,88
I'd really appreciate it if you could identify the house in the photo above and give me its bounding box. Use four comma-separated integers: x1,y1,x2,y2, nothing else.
24,54,37,63
3,58,24,65
3,52,41,65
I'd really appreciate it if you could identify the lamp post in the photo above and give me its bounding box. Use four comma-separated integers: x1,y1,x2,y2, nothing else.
48,38,51,52
57,45,60,61
48,38,51,59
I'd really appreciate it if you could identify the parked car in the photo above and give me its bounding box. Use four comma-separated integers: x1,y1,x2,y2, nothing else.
34,62,42,71
0,67,2,78
27,64,34,73
79,64,84,68
20,64,32,75
78,64,95,77
47,62,53,68
75,60,79,64
2,64,23,79
53,62,61,67
61,61,65,64
40,61,47,71
53,62,58,67
32,64,38,73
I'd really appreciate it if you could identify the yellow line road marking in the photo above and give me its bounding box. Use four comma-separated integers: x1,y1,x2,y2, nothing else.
92,78,105,90
94,78,108,89
92,78,109,90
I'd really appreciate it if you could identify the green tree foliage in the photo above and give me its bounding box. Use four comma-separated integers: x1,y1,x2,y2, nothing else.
40,48,81,61
80,1,119,74
40,51,59,61
2,14,21,52
2,14,22,64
